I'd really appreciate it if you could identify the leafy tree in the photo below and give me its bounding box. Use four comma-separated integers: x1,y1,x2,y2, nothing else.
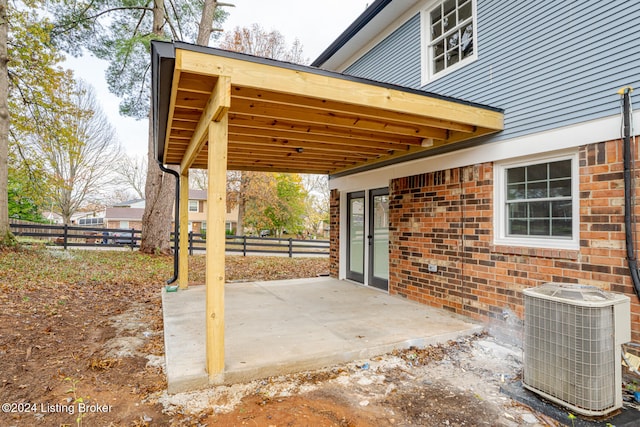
265,174,307,237
8,181,44,222
302,174,330,237
0,3,77,245
241,173,307,237
241,171,277,234
47,0,230,253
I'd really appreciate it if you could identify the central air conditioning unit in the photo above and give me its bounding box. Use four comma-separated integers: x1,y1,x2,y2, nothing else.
523,283,631,417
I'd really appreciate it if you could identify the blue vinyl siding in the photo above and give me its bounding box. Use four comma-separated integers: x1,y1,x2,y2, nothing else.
345,14,422,88
344,1,640,141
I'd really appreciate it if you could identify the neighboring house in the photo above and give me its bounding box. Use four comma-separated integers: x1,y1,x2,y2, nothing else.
104,199,146,230
311,0,640,339
114,199,146,209
104,207,144,230
40,209,104,226
181,189,239,234
103,192,239,234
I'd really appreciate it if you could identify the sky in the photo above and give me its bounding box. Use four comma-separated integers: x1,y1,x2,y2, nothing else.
64,1,372,158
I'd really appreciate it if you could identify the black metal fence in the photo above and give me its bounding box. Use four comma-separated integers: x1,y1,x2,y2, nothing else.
9,223,329,257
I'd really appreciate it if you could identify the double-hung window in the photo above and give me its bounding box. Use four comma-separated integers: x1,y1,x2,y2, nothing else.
422,0,477,83
494,153,579,250
188,200,199,213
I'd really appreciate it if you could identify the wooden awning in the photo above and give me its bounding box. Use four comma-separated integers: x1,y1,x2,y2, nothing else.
151,40,503,381
152,41,503,176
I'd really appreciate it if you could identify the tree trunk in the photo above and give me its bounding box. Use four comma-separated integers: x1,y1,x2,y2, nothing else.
197,0,218,45
0,0,11,242
140,108,175,254
140,0,221,254
140,0,175,254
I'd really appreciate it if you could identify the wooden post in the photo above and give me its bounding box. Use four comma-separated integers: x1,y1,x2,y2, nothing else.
178,169,190,289
206,113,228,381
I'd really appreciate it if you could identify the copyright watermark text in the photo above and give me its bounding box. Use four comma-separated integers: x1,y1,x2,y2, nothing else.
2,401,112,415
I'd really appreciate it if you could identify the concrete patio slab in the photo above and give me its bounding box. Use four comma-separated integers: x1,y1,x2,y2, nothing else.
162,277,483,393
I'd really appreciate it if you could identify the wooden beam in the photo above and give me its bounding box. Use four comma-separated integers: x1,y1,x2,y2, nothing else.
178,169,190,289
227,146,369,162
227,163,333,174
229,126,417,150
231,86,478,133
230,99,448,140
181,76,231,171
228,134,397,155
177,49,504,131
177,72,216,94
162,61,182,164
205,115,228,381
227,153,357,168
228,114,421,145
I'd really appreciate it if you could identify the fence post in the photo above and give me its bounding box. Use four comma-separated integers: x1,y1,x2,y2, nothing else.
63,224,68,250
243,235,247,256
288,238,293,258
189,231,193,256
130,228,135,250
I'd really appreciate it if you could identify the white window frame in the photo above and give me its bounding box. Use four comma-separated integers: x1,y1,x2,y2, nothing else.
188,200,199,212
420,0,478,86
119,220,129,229
494,151,580,250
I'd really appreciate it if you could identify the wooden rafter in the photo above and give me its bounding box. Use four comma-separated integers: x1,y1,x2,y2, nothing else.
158,43,503,174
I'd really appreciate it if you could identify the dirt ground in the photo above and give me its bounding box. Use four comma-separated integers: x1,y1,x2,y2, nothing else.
0,248,551,426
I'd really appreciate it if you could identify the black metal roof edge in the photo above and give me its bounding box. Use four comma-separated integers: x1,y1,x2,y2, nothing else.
310,0,393,68
329,134,495,179
151,41,176,164
168,40,503,113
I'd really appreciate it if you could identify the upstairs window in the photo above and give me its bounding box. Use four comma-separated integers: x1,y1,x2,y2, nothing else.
423,0,477,83
188,200,199,212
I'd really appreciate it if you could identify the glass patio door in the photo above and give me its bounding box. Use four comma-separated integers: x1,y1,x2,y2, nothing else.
368,188,389,291
347,192,365,282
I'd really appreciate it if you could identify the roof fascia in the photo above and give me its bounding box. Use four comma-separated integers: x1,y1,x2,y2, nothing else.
151,40,176,164
311,0,392,67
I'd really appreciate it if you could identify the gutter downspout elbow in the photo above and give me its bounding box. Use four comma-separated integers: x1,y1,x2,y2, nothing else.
156,161,180,286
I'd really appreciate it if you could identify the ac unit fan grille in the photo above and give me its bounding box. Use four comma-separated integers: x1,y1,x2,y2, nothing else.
524,295,615,412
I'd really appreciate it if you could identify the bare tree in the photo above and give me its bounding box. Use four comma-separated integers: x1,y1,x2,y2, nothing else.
189,169,209,191
31,80,121,224
218,23,307,64
115,154,147,199
48,0,231,253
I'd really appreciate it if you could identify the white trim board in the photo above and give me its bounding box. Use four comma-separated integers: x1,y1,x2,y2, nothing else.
330,113,640,191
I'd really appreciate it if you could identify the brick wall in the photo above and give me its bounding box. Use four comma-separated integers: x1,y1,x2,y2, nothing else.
329,189,340,278
388,139,640,342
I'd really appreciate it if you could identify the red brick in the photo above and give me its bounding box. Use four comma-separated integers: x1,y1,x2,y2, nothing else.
383,139,639,341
